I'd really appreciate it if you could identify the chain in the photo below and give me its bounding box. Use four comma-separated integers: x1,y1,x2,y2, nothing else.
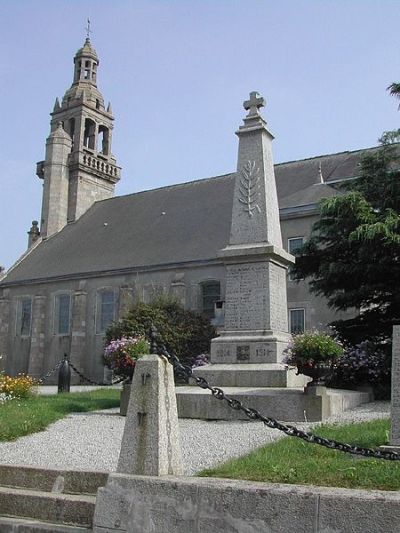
37,359,64,384
154,341,400,461
68,361,129,386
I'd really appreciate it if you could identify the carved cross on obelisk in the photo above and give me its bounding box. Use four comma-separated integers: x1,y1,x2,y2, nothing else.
243,91,265,117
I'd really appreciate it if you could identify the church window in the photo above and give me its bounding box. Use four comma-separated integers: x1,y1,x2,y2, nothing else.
96,289,116,334
289,308,305,334
97,125,109,155
201,281,221,319
83,118,96,150
288,237,304,281
17,297,32,336
69,118,75,149
54,293,71,335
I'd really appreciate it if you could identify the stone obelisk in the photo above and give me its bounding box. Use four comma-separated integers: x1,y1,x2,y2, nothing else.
210,91,294,365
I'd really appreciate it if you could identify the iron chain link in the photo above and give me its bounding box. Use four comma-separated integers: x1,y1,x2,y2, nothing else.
154,339,400,462
68,361,128,386
37,359,64,384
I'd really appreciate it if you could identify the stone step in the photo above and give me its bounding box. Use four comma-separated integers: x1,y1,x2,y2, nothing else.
0,486,95,528
0,464,108,495
0,515,91,532
176,386,372,422
192,363,310,387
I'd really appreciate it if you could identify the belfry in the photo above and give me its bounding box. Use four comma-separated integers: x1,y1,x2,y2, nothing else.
35,38,121,240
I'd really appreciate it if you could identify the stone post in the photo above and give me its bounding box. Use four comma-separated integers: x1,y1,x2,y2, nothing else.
0,296,10,371
117,354,183,476
28,295,47,378
70,290,87,379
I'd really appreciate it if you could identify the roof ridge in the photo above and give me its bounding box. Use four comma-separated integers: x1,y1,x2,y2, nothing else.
97,171,236,205
274,144,389,167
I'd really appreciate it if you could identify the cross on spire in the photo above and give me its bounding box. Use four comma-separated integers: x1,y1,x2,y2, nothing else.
243,91,265,117
85,18,92,39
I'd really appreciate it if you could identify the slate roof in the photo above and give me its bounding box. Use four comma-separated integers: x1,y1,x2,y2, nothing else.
1,146,380,285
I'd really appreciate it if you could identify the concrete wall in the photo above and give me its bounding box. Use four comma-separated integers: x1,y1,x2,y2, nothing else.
93,474,400,533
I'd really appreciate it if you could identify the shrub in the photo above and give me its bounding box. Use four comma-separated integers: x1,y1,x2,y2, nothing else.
106,296,216,366
328,340,391,398
0,373,37,400
283,331,344,368
103,336,149,378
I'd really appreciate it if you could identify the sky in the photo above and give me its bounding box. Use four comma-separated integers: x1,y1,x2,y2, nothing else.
0,0,399,269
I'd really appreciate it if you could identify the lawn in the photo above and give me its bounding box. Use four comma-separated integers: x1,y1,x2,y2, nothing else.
0,388,120,442
199,418,400,491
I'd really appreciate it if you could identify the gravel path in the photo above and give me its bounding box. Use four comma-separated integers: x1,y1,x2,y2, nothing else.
0,401,389,476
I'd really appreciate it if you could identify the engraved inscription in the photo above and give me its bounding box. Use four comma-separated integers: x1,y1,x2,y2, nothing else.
238,161,261,217
236,345,250,361
216,348,231,359
224,263,269,330
255,346,274,359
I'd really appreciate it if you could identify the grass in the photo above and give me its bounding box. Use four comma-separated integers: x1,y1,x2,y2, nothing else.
199,418,400,491
0,388,120,442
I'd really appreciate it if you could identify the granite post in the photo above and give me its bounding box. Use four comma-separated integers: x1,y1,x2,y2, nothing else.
117,354,183,476
210,92,294,364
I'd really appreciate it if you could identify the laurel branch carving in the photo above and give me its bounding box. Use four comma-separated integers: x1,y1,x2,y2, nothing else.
238,160,261,217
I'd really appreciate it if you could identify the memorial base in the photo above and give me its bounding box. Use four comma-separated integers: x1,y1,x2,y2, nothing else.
192,363,309,388
210,332,291,364
176,386,372,422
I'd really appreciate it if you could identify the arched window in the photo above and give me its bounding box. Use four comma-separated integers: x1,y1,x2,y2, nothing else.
201,281,221,319
96,289,116,334
83,118,96,150
68,118,75,149
97,125,109,155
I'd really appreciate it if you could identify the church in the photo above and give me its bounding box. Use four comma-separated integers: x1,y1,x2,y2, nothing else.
0,38,369,382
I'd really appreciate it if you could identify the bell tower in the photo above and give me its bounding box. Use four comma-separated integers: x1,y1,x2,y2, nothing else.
36,37,121,240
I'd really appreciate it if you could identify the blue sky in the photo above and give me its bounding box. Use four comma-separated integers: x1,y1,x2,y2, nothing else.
1,0,399,268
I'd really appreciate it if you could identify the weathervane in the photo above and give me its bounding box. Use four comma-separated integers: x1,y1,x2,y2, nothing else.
85,18,92,39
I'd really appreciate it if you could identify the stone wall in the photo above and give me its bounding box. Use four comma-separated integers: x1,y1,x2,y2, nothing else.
93,474,400,533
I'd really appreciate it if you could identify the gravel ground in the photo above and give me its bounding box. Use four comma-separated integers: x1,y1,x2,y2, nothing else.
0,401,390,476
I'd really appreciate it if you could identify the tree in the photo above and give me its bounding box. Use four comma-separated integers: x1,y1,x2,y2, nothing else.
388,82,400,108
105,295,216,365
293,88,400,343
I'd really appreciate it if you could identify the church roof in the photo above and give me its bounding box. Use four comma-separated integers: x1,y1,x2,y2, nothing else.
1,146,380,286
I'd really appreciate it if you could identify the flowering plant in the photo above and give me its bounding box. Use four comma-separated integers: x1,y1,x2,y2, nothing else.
103,336,149,378
330,340,391,388
0,372,37,401
191,353,209,368
282,331,343,368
